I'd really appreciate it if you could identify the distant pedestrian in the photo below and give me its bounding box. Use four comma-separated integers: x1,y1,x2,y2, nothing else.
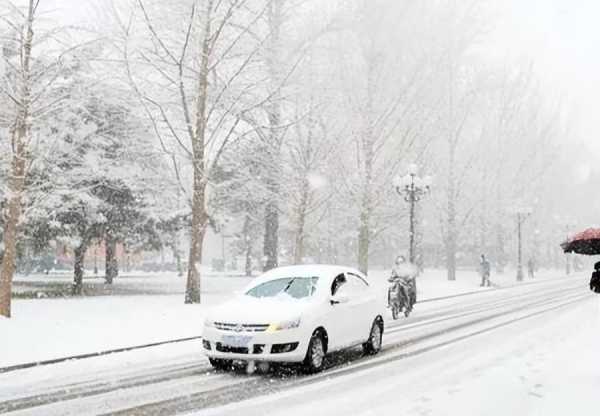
415,253,424,275
589,262,600,293
479,254,491,287
527,258,535,279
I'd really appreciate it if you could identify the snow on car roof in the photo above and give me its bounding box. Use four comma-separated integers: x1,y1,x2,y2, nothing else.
245,264,366,292
264,264,360,278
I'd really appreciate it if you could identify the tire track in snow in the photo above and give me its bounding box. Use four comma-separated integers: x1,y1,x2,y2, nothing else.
103,291,590,416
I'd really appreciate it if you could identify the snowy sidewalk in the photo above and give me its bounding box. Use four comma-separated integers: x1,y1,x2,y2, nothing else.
369,267,570,300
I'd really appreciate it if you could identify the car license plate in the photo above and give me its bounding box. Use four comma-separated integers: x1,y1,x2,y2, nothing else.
221,335,252,347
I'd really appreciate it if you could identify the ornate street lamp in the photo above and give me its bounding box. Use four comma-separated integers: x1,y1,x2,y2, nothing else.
511,205,533,281
393,164,432,263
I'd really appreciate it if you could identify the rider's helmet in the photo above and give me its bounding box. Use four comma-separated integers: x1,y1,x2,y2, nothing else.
395,255,406,266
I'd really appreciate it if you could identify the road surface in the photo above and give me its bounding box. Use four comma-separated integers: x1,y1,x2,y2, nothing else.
0,276,591,416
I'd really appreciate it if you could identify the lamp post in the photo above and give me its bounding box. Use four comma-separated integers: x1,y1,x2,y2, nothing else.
93,241,98,275
512,205,533,281
393,164,432,263
554,215,576,275
562,219,575,275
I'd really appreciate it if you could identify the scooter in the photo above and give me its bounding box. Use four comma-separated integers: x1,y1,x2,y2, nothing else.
387,277,411,319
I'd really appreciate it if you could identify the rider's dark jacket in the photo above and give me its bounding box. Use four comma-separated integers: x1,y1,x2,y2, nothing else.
590,270,600,293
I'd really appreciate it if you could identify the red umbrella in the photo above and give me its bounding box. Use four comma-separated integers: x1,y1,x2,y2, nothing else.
561,228,600,255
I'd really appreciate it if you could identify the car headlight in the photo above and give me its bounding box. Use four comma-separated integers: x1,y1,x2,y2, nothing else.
204,319,214,328
266,317,301,332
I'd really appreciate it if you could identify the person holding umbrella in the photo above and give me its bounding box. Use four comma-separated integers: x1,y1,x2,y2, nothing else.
561,228,600,293
590,262,600,293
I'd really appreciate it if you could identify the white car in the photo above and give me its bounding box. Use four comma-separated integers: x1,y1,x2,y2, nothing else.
202,265,385,373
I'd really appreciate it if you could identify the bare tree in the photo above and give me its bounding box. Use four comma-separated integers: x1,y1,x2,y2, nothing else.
331,0,438,273
260,0,285,271
286,99,337,264
425,0,488,281
117,0,271,303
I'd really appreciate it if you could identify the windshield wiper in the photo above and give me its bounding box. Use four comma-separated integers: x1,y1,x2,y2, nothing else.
282,278,296,293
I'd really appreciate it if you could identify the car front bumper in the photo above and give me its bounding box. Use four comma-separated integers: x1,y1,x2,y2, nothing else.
202,326,308,363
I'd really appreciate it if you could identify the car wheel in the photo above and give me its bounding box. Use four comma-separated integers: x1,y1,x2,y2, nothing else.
362,319,382,355
209,357,233,371
303,331,326,373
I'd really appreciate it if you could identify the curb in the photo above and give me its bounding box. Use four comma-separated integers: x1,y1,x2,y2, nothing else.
0,335,203,375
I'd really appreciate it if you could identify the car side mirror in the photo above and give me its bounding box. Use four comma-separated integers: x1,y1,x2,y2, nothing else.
330,294,349,305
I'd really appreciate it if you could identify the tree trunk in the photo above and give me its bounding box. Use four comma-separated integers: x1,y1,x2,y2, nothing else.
243,215,253,277
105,232,118,284
357,38,376,276
185,175,207,303
172,235,183,277
358,134,374,274
293,223,305,265
444,130,458,281
444,47,461,282
0,159,25,317
72,243,87,295
263,0,283,272
185,0,212,304
358,213,370,274
446,233,457,281
263,197,279,271
263,106,281,271
495,222,506,273
293,179,309,265
446,170,457,281
245,245,253,277
0,0,35,319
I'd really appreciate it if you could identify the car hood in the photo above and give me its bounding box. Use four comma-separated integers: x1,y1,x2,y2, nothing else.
207,295,315,324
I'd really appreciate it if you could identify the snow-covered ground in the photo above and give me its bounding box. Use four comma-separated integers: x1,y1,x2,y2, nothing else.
408,299,600,416
1,267,569,368
1,274,245,368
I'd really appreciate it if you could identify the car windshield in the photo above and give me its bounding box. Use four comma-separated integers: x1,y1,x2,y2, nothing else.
245,277,319,299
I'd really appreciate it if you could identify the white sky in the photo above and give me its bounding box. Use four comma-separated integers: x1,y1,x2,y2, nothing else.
44,0,600,159
488,0,600,157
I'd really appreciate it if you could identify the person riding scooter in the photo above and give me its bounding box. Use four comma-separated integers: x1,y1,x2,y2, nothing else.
388,255,417,316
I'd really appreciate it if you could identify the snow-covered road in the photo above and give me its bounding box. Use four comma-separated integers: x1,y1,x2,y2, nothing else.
0,276,593,416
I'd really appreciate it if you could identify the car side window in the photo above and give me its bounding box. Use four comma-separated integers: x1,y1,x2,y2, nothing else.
331,273,347,296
